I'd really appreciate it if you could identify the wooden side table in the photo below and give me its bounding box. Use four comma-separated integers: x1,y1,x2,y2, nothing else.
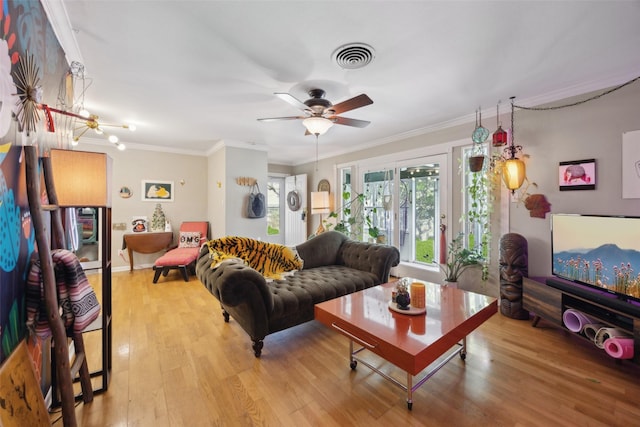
123,232,173,271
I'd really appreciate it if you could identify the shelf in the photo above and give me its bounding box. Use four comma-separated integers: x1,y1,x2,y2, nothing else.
522,277,639,364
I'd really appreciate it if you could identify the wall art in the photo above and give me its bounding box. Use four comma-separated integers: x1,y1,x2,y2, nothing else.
622,130,640,199
558,159,595,191
142,180,174,202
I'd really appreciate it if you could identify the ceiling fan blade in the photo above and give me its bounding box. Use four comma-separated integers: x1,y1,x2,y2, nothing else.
275,93,310,112
332,116,371,128
257,116,305,122
329,94,373,115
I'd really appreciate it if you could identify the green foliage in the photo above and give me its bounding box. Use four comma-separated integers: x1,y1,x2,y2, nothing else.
267,225,279,235
463,148,497,281
439,232,482,282
1,298,25,358
322,188,374,241
416,238,434,263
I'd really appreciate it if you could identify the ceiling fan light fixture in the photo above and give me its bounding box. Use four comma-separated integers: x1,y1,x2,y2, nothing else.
303,117,334,135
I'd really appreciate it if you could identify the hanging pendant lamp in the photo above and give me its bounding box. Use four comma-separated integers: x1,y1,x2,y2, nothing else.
502,97,526,193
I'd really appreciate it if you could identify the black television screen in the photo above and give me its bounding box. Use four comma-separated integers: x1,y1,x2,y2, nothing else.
551,214,640,303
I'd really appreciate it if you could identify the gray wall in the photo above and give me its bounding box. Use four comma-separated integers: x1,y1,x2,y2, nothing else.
508,82,640,277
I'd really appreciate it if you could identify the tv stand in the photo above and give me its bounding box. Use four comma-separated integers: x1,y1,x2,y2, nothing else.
523,277,640,364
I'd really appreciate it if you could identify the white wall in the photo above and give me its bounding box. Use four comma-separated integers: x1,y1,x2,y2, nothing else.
208,146,226,239
222,146,268,239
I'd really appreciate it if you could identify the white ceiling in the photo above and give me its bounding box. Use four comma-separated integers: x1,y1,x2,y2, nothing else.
46,1,640,165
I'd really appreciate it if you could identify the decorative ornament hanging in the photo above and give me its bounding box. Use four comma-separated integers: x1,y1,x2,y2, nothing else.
492,101,508,147
13,52,42,135
471,107,489,144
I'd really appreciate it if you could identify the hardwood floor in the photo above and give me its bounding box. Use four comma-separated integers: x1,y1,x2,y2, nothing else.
54,269,640,426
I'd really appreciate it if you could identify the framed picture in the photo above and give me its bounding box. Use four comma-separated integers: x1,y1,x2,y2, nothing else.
559,159,596,191
142,180,174,202
622,130,640,199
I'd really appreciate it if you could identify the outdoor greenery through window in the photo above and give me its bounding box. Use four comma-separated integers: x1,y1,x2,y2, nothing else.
337,156,446,271
396,164,440,266
462,145,491,261
267,180,280,235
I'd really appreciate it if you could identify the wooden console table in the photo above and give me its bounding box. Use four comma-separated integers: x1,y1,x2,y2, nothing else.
123,232,173,271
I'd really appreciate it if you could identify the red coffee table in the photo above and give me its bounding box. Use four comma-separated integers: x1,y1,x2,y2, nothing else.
314,280,497,409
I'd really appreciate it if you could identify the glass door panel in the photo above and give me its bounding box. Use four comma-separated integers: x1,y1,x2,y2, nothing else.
396,155,446,267
362,168,394,243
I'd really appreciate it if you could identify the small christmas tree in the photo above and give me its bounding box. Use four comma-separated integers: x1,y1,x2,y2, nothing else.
151,203,166,231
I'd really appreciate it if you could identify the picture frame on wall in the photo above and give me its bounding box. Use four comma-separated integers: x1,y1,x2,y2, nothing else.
142,180,174,202
622,130,640,199
558,159,596,191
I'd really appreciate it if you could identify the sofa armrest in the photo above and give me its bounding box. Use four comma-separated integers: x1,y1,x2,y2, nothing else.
196,248,274,311
337,240,400,283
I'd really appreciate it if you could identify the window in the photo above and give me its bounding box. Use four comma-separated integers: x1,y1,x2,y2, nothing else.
267,178,282,236
362,168,393,243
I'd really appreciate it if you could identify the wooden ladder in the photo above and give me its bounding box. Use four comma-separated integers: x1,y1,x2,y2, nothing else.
25,146,93,427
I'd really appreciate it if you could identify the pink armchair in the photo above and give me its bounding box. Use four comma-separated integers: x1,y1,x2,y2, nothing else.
152,221,209,283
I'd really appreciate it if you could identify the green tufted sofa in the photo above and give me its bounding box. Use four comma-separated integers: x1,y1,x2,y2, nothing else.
196,231,400,357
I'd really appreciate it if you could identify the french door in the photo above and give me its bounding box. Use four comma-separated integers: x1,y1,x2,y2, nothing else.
360,154,448,270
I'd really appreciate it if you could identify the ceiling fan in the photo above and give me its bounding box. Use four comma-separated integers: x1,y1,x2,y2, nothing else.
257,89,373,135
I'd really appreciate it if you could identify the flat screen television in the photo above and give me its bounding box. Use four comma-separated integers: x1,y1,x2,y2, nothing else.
551,214,640,304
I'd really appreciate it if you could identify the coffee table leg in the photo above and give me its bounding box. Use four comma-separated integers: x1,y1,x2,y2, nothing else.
349,340,357,370
460,337,467,360
407,373,413,410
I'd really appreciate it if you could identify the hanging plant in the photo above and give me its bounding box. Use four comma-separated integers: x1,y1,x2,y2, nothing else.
464,146,497,281
468,149,486,172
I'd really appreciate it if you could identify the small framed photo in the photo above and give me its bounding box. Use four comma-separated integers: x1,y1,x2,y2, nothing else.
142,180,174,202
559,159,596,191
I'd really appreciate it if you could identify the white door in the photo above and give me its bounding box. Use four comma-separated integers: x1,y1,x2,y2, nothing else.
284,174,307,246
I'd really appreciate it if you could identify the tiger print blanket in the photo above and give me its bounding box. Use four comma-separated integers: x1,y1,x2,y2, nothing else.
206,236,303,280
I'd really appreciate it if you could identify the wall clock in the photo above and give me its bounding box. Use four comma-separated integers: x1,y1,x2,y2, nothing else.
317,179,330,193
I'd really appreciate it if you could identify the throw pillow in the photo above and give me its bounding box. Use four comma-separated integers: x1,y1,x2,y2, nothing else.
179,231,201,248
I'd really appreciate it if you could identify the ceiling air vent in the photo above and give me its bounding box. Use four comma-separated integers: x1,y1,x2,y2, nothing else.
332,43,375,70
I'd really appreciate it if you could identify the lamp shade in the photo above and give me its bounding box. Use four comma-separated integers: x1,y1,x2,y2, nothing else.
311,191,330,215
502,158,526,191
302,117,334,135
50,149,112,207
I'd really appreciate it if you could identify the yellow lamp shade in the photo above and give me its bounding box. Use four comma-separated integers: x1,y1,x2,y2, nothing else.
502,158,526,191
50,149,112,207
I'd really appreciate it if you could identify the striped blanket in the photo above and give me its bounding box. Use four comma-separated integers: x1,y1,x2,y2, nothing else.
26,249,101,339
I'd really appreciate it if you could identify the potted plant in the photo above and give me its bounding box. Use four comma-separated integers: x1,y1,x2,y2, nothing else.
468,143,486,172
320,188,366,240
439,232,483,284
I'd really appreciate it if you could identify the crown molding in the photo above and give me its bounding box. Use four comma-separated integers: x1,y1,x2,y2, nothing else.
40,0,84,67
